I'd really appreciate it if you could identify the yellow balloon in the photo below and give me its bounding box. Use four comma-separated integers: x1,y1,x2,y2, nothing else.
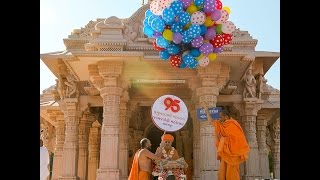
204,16,214,27
208,53,217,61
222,6,231,15
184,22,192,30
196,54,204,61
186,4,198,15
163,29,173,41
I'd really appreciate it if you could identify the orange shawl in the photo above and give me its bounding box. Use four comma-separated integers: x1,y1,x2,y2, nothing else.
212,118,250,165
128,149,140,180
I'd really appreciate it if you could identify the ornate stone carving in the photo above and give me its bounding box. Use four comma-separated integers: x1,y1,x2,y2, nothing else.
56,75,66,100
243,69,256,98
40,121,56,153
232,28,253,39
124,24,138,43
272,119,280,144
64,74,79,98
255,74,267,99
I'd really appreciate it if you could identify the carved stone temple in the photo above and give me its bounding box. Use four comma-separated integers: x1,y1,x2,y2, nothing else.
40,3,280,180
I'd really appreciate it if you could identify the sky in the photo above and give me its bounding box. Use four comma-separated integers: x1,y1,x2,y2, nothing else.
40,0,279,94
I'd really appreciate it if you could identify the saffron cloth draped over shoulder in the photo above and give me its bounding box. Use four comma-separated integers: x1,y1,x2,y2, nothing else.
128,149,140,180
212,118,250,165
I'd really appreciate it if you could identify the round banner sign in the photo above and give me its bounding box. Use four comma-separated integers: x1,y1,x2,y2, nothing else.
151,95,188,132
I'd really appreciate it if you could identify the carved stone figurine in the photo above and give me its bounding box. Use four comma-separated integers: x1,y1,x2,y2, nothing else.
255,73,265,99
64,74,79,98
243,69,256,98
56,75,66,100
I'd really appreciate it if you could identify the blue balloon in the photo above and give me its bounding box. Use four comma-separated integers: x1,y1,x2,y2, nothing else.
170,0,184,16
179,60,187,68
147,15,158,26
190,49,201,57
189,60,198,69
143,18,149,27
167,44,180,55
188,24,201,39
151,18,165,33
178,12,191,26
156,36,170,48
181,31,192,43
182,55,195,65
145,9,154,18
171,23,183,33
143,26,154,38
159,50,170,60
162,7,175,24
194,0,205,6
200,25,207,35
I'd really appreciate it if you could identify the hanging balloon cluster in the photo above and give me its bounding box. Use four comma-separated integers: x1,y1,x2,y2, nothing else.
143,0,235,69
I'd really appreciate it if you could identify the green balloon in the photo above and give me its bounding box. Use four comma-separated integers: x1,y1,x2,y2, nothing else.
216,24,222,34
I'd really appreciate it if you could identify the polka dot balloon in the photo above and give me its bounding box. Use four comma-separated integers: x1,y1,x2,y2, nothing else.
143,0,235,69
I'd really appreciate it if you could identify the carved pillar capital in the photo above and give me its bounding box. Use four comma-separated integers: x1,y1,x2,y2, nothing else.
233,98,263,116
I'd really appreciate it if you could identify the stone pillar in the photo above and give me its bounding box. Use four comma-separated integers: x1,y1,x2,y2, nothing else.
133,130,144,151
88,120,101,180
119,101,129,180
196,86,220,180
96,86,123,180
271,120,280,179
77,111,95,180
52,115,65,180
89,61,124,180
190,109,200,180
88,121,101,180
176,131,183,156
256,112,270,179
181,130,192,180
59,98,82,180
233,99,263,180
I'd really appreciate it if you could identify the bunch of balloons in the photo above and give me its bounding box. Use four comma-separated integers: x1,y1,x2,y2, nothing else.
143,0,235,69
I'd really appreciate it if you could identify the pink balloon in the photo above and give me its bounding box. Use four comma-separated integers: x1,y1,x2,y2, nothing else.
222,21,235,34
191,11,206,25
216,10,229,24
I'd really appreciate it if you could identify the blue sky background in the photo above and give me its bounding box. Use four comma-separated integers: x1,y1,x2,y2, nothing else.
40,0,279,93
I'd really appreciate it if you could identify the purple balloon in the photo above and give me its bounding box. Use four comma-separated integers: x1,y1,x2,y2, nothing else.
203,0,215,13
173,32,183,44
191,36,204,48
180,0,193,9
213,46,224,53
211,10,222,21
199,43,213,55
204,27,216,40
153,31,162,38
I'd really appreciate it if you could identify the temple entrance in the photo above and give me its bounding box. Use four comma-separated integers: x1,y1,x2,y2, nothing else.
147,125,176,153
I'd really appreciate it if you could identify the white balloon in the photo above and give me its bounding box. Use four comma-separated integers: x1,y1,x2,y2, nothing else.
150,0,174,15
198,57,210,67
222,21,235,34
191,11,206,25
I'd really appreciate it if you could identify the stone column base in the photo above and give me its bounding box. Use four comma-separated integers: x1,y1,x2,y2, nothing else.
58,177,79,180
96,169,120,180
200,170,218,180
